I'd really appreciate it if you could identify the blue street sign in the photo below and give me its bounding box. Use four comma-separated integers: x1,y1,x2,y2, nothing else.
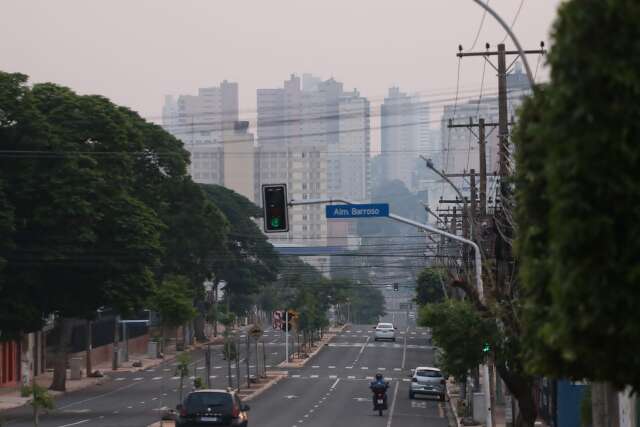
325,203,389,219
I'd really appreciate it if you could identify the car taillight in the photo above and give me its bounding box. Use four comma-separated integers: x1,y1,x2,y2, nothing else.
232,405,240,418
412,378,418,382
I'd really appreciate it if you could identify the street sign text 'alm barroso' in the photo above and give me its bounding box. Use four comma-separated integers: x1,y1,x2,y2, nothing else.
325,203,389,219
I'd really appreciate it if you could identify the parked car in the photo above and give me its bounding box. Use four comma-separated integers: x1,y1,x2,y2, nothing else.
409,366,446,401
373,322,396,341
176,389,250,427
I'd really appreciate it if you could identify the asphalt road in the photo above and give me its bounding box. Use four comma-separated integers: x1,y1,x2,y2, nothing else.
248,290,449,427
1,327,288,427
1,290,449,427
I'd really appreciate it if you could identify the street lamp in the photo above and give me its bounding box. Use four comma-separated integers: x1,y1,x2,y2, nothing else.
471,0,535,86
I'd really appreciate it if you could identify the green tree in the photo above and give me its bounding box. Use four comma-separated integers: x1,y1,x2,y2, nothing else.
515,0,640,389
149,275,197,351
0,74,166,390
201,185,279,317
419,300,494,382
414,268,446,305
21,381,54,427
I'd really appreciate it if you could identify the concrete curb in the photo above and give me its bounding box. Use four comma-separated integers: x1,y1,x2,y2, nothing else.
277,324,348,369
241,371,288,402
446,378,464,427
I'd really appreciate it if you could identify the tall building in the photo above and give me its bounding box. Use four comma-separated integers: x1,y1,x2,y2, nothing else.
162,81,255,201
380,87,428,192
255,74,370,247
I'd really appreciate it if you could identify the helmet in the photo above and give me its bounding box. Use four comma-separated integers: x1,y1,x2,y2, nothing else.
375,373,383,380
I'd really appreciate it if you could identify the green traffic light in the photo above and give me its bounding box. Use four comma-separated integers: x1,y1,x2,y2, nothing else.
482,342,491,353
270,217,281,228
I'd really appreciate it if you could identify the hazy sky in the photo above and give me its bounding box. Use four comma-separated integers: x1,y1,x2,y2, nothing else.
1,0,562,140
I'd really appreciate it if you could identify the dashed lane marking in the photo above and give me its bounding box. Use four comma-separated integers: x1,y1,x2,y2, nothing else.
152,376,163,380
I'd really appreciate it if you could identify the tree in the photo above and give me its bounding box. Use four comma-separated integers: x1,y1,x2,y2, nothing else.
21,380,54,427
414,268,446,306
515,0,640,390
149,275,197,351
419,300,494,383
0,74,166,390
201,185,279,317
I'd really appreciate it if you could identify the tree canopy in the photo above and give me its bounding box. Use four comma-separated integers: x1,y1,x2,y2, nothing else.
515,0,640,389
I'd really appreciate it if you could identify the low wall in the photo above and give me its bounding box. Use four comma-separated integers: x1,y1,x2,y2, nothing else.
67,334,149,369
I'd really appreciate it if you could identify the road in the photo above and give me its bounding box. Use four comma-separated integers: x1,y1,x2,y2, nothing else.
1,290,449,427
1,329,287,427
249,290,449,427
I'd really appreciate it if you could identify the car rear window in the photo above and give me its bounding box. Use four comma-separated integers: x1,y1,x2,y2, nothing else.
378,324,393,329
186,392,233,413
416,369,442,378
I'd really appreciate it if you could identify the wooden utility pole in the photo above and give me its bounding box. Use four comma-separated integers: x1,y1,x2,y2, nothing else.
478,119,487,216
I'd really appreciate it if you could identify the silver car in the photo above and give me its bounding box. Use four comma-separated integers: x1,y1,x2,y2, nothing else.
409,366,446,401
373,322,396,341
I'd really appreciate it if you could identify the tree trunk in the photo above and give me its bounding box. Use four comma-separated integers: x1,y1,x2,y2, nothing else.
193,315,206,342
495,362,537,427
592,382,619,427
85,320,92,376
50,317,73,391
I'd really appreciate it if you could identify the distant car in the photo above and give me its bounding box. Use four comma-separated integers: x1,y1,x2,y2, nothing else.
373,322,396,341
409,366,446,401
176,389,249,427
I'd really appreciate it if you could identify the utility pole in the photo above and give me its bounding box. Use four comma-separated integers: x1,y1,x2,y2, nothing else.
457,42,546,427
478,119,487,215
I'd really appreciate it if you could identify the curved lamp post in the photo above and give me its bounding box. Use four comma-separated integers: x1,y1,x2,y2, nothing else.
472,0,535,86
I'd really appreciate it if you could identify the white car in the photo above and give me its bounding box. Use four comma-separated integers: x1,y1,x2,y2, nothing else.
373,322,396,341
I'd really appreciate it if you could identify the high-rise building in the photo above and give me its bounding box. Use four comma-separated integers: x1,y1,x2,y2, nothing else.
380,87,427,192
162,81,255,201
255,74,370,247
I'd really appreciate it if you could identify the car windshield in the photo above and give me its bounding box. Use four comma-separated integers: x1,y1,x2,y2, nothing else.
185,393,233,413
416,370,442,378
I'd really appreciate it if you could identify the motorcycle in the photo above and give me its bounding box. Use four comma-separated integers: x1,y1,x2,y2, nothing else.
373,389,387,416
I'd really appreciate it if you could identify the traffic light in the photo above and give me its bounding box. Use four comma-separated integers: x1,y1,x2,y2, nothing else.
284,309,298,331
262,184,289,232
482,342,491,353
393,283,399,291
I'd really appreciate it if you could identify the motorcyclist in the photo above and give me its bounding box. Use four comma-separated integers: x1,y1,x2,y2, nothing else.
369,373,389,410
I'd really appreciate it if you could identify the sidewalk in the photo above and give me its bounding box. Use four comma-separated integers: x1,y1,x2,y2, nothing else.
0,332,227,413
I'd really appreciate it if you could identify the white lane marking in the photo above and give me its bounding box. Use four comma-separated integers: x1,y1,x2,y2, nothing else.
58,382,138,410
209,375,217,379
401,326,409,369
115,377,125,381
394,368,402,371
361,367,368,370
348,376,356,379
386,381,400,427
378,367,386,371
328,366,335,369
163,368,171,372
312,365,320,369
151,397,158,401
330,378,340,389
133,377,143,381
292,375,301,378
402,378,411,382
329,375,338,379
56,420,90,427
171,376,180,380
345,366,353,369
152,376,163,380
310,375,319,379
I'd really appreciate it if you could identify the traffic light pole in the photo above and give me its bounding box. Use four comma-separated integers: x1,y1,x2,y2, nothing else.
285,310,289,363
290,198,490,423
